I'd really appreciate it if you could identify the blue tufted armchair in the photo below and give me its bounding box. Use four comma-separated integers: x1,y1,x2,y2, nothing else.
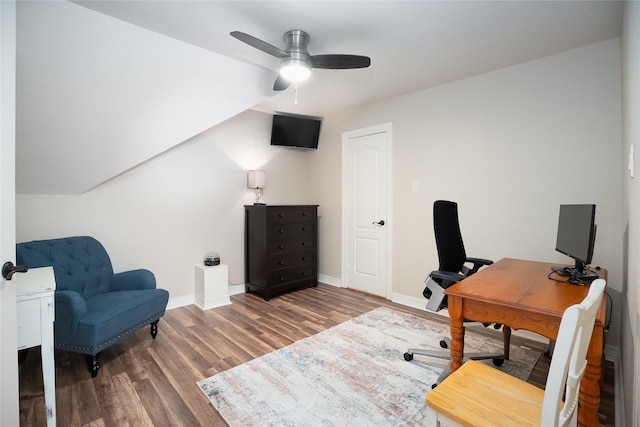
16,236,169,376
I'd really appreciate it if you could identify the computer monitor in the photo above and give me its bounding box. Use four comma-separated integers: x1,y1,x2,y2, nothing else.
554,204,598,280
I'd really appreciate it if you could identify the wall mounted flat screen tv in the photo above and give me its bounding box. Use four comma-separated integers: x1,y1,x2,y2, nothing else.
271,114,322,149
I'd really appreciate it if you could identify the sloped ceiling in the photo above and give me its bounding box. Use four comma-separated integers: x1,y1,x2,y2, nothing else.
16,1,273,194
16,1,623,195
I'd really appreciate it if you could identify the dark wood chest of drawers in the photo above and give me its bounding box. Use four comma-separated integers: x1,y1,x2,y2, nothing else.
244,205,318,300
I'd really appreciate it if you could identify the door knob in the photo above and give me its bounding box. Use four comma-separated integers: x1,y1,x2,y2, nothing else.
2,262,28,280
372,220,385,226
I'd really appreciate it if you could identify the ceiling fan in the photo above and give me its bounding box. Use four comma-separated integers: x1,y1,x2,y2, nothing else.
230,29,371,91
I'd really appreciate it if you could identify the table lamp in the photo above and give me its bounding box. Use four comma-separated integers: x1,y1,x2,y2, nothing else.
247,170,266,205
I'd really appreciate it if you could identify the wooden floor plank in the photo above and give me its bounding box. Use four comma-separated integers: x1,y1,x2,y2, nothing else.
19,284,615,426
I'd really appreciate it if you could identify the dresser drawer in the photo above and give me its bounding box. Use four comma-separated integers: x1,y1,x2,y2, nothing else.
269,223,314,238
269,206,316,224
268,265,316,285
269,237,315,253
270,250,315,269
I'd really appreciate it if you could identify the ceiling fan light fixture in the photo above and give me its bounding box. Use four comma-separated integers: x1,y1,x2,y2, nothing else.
279,59,311,82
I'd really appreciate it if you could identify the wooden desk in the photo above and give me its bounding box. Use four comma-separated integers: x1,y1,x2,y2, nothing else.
445,258,607,427
16,267,56,427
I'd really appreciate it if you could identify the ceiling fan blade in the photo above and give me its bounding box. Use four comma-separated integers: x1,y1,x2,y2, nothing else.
230,31,285,58
310,54,371,69
273,75,291,91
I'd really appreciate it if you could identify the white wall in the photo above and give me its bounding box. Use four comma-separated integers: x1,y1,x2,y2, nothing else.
621,1,640,424
16,109,316,305
313,38,623,348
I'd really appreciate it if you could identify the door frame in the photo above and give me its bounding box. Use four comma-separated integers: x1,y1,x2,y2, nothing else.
1,1,19,424
341,122,393,297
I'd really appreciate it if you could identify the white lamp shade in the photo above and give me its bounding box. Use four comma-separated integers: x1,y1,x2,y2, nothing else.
247,170,266,189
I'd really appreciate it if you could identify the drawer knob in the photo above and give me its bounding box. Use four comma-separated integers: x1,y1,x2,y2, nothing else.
280,277,285,281
279,245,284,249
278,213,284,217
279,229,285,233
302,242,307,246
279,261,285,265
302,227,308,231
302,212,307,216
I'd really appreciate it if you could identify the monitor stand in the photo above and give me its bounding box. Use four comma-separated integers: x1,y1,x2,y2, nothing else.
551,265,599,284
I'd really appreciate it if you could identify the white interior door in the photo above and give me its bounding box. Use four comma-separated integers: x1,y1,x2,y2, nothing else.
0,2,20,425
343,123,392,297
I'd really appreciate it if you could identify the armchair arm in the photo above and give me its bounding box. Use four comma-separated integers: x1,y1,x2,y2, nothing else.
55,290,87,335
110,269,156,291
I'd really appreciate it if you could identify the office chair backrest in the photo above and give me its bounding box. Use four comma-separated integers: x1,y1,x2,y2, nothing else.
541,278,606,427
433,200,467,273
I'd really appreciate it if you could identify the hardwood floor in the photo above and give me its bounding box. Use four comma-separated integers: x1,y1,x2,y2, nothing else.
19,284,615,426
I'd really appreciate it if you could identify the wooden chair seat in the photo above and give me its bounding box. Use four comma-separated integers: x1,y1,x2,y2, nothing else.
426,360,545,426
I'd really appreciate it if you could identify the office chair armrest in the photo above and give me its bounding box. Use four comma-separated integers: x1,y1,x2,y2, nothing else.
466,257,494,274
431,270,466,285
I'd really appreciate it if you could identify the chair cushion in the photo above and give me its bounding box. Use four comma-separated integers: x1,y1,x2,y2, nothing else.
57,289,169,354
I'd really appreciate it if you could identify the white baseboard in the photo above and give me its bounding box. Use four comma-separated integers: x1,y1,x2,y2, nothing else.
318,274,343,287
166,294,193,310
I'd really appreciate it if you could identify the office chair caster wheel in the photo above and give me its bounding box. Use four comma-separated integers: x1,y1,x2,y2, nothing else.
404,352,414,361
439,340,448,349
492,358,504,366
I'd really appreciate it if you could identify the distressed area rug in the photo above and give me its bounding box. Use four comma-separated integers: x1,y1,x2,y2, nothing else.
197,307,540,426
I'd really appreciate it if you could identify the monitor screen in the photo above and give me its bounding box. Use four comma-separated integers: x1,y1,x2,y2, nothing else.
555,204,596,271
270,114,321,149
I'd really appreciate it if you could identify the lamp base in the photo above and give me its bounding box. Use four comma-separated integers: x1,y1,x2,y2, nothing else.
253,202,266,206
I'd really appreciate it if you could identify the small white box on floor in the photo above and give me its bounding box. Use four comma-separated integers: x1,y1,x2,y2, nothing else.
195,264,231,310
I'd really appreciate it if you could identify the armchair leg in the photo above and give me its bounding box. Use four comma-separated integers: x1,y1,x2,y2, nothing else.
88,353,101,377
150,320,159,339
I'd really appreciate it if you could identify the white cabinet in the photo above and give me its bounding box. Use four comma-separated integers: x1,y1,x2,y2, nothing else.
195,264,230,310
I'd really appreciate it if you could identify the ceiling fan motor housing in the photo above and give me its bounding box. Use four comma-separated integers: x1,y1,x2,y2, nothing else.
280,30,312,80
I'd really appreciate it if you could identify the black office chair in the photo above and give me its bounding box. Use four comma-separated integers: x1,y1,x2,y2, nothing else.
404,200,505,388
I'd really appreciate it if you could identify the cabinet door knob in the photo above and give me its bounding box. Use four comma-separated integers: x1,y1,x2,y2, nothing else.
302,227,308,231
279,229,285,233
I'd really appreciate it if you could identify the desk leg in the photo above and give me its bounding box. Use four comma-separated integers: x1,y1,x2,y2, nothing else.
40,297,56,427
447,296,464,373
502,326,511,360
578,324,603,427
